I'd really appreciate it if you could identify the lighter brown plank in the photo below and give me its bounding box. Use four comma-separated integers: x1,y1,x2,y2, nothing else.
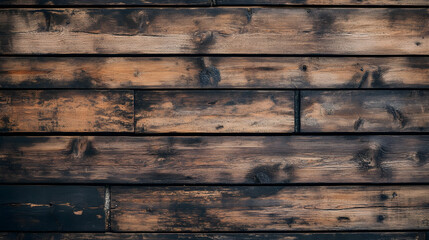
301,90,429,132
135,91,294,133
0,90,133,132
217,0,429,5
0,232,424,240
111,186,429,231
1,136,428,183
1,8,427,54
1,57,428,89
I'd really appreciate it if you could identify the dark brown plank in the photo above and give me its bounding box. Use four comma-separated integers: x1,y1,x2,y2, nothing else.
135,91,294,133
1,136,428,184
1,57,428,89
301,90,429,132
1,8,427,54
0,90,133,132
0,185,105,231
111,186,429,231
0,0,211,5
217,0,429,5
0,232,425,240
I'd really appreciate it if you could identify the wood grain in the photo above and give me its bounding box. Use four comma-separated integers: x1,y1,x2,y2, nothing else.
1,8,427,54
0,0,211,5
111,186,429,231
0,232,425,240
135,91,294,133
1,136,428,184
0,185,105,231
217,0,429,6
301,90,429,132
1,57,428,89
0,90,133,132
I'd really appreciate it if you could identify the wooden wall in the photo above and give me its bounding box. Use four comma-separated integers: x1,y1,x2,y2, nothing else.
0,0,428,239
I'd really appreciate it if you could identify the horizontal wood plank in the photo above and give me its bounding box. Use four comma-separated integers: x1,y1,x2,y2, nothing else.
0,0,211,5
111,186,429,231
0,232,425,240
0,90,134,132
301,90,429,132
217,0,429,6
0,185,105,231
1,8,427,54
1,136,428,184
135,91,294,133
1,57,428,89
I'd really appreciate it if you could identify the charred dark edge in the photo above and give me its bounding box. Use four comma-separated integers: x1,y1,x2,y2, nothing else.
0,88,428,91
2,183,429,186
294,90,301,133
1,54,429,57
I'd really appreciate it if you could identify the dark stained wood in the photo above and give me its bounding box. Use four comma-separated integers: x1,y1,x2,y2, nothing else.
301,90,429,132
0,90,134,132
111,186,429,231
1,8,427,54
0,232,425,240
217,0,429,5
0,185,105,231
1,136,428,184
0,0,211,5
135,91,294,133
1,57,428,89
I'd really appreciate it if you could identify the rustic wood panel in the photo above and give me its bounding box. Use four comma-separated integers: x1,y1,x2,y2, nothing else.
1,57,428,89
0,0,211,5
0,90,134,132
0,185,105,231
1,8,427,54
0,232,425,240
217,0,429,6
1,136,428,184
135,91,294,133
111,186,429,231
301,90,429,132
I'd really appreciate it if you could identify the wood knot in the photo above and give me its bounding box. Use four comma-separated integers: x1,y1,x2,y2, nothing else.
65,137,98,159
192,31,215,50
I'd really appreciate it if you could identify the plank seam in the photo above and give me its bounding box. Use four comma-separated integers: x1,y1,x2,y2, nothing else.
104,186,111,232
294,90,301,133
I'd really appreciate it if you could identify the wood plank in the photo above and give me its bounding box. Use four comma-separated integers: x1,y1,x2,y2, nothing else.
1,136,428,184
0,90,133,132
1,57,428,89
111,186,429,231
0,185,105,231
301,90,429,132
135,91,294,133
1,8,427,54
217,0,429,6
0,232,425,240
0,0,211,5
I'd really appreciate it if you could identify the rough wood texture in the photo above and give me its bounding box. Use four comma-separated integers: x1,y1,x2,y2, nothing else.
217,0,429,5
1,136,428,184
135,91,294,133
0,0,211,5
0,186,105,231
1,57,428,89
0,90,134,132
301,90,429,132
111,186,429,231
1,8,427,54
0,232,425,240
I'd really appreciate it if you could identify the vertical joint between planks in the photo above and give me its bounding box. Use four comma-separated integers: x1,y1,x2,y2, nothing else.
210,0,216,6
104,185,111,232
294,90,301,133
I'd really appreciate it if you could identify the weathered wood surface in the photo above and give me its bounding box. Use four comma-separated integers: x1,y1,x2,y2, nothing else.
111,186,429,231
0,90,134,132
1,136,428,184
0,185,105,231
301,90,429,132
1,57,428,89
0,0,211,5
1,8,427,54
0,232,425,240
217,0,429,5
135,91,294,133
